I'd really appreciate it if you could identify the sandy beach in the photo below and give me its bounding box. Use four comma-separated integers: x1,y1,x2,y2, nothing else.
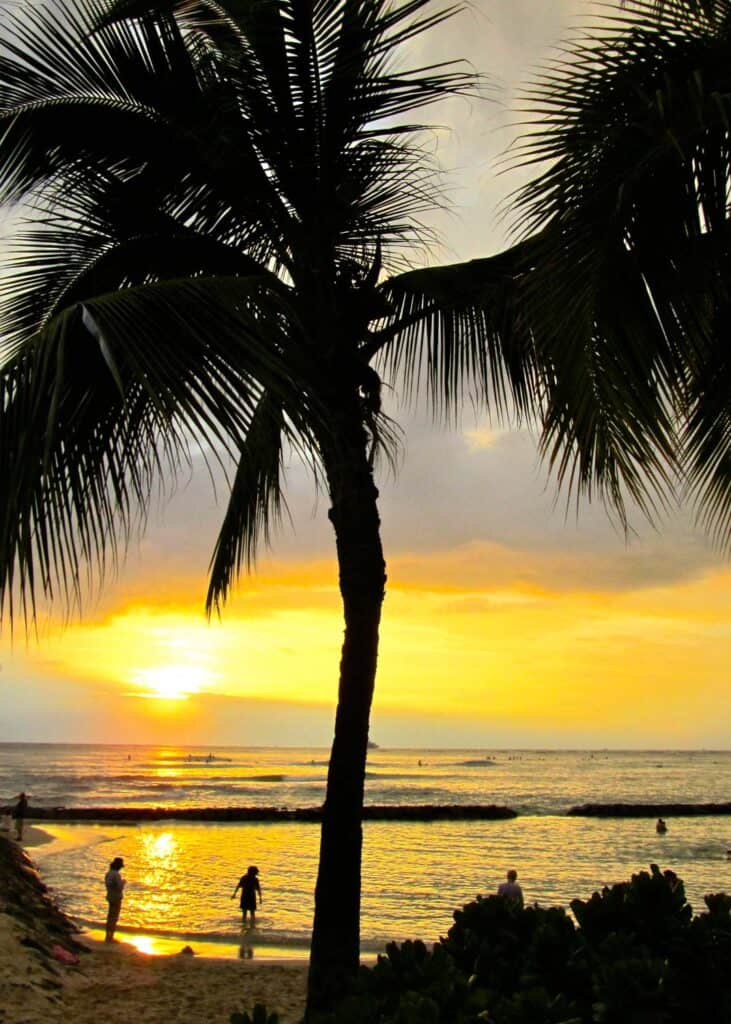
0,828,307,1024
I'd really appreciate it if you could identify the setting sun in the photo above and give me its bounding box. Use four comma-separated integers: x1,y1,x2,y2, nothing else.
129,664,212,701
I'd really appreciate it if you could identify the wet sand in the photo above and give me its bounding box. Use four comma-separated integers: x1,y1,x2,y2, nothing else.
0,828,307,1023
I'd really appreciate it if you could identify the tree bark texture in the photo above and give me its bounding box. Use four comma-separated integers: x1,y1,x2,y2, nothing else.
306,424,387,1015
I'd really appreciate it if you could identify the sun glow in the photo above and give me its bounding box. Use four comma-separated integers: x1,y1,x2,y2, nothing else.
129,664,211,700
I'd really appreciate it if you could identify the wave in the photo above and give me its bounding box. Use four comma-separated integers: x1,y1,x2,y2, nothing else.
364,771,428,780
66,773,287,786
74,918,313,948
73,918,388,953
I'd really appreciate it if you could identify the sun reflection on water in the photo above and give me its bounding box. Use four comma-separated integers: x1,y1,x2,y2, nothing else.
143,831,177,862
126,934,159,955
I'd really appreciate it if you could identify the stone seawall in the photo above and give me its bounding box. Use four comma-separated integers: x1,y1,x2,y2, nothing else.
568,802,731,817
0,803,517,823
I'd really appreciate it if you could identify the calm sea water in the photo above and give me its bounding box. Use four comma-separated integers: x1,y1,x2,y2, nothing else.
1,745,730,958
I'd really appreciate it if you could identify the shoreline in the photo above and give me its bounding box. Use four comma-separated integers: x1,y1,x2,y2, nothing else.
0,832,308,1022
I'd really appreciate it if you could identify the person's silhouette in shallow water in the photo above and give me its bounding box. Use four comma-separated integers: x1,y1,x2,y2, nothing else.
232,865,262,926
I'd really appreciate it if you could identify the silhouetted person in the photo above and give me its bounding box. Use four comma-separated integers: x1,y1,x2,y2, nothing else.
497,868,524,908
104,856,126,942
232,865,262,926
656,818,667,834
12,792,28,841
663,869,680,892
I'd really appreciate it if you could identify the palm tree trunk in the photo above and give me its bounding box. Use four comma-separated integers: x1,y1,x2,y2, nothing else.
306,429,387,1016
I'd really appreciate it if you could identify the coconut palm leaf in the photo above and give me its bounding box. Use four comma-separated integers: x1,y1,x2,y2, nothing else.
506,0,731,531
0,274,304,625
378,237,540,422
206,391,288,613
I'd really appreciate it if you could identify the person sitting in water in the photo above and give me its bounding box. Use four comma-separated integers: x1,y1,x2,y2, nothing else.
656,818,667,834
232,865,262,926
497,869,524,908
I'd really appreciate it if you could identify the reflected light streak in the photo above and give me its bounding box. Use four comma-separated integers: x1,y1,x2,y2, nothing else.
143,832,176,861
126,934,158,955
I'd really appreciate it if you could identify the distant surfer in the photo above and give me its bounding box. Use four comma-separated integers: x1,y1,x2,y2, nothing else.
232,865,262,927
656,818,667,834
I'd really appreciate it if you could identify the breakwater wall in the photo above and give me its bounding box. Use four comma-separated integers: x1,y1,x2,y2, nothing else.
0,804,517,824
568,802,731,817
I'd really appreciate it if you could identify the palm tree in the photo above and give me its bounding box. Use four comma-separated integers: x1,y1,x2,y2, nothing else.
0,0,691,1012
0,0,532,1008
499,0,731,544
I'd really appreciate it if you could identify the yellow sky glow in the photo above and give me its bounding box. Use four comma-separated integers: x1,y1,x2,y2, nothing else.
14,553,729,744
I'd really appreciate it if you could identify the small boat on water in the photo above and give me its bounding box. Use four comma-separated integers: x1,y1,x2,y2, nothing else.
367,740,379,750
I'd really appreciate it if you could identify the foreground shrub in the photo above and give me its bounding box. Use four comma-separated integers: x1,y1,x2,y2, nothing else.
309,866,731,1024
231,1004,279,1024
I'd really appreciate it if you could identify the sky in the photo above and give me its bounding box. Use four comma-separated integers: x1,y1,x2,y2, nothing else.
1,0,730,749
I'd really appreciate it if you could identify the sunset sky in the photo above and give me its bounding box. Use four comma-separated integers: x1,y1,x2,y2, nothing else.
1,0,730,749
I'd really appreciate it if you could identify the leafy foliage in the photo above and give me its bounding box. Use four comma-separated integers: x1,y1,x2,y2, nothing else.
231,1003,279,1024
0,0,488,623
310,867,731,1024
512,0,731,544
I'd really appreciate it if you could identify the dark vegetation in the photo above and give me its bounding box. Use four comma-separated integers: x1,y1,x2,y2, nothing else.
236,866,731,1024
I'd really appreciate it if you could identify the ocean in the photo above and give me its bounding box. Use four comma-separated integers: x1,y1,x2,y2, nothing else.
1,744,729,959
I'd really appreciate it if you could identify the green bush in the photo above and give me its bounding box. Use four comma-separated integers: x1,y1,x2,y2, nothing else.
231,1003,279,1024
320,867,731,1024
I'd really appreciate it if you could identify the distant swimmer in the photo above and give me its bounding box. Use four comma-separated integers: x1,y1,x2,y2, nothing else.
497,869,524,908
232,865,262,927
656,818,668,834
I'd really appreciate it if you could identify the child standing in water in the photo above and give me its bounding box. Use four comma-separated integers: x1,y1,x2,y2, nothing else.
231,865,262,926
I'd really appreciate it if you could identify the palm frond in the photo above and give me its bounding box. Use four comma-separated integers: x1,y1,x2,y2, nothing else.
0,274,306,625
504,0,731,530
378,238,540,424
100,0,477,271
206,391,287,614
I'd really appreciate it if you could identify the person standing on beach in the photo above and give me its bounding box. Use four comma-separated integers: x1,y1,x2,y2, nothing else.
104,856,126,942
12,792,28,841
497,869,524,908
232,865,262,927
